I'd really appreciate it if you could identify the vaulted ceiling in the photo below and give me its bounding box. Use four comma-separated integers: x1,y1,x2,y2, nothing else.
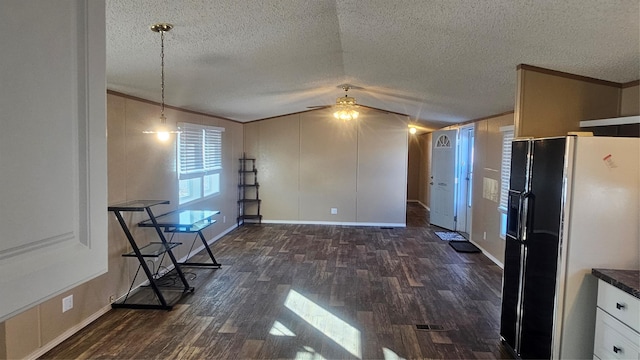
106,0,639,129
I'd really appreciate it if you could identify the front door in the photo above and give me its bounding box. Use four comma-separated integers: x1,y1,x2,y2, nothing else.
430,129,457,230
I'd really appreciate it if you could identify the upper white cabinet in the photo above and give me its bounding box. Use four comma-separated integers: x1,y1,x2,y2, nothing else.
580,115,640,127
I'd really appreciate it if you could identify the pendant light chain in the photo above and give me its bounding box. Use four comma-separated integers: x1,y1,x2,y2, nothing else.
143,23,179,140
160,29,166,122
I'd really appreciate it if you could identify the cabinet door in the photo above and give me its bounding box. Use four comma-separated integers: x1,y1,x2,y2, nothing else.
594,308,640,360
597,281,640,333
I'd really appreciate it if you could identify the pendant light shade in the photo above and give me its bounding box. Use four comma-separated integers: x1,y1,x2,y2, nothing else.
143,23,180,141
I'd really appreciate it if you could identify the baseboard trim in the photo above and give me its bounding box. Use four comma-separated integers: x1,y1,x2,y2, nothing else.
26,304,112,360
262,220,406,228
175,223,238,262
468,238,504,268
218,223,238,238
25,223,240,359
407,200,429,210
128,223,239,290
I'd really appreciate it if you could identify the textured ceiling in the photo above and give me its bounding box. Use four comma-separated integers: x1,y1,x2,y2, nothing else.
106,0,640,128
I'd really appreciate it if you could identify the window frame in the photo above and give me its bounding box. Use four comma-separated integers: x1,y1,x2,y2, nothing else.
177,122,224,205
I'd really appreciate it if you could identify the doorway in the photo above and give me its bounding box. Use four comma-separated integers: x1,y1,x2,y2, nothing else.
429,126,474,234
429,129,458,230
455,125,474,236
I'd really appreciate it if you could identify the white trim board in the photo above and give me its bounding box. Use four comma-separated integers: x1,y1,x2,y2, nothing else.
25,304,111,360
580,115,639,127
24,222,238,359
167,223,238,268
468,238,504,269
262,220,406,228
407,200,429,210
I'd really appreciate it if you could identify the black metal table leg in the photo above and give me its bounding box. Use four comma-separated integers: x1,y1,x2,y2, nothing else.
144,206,194,293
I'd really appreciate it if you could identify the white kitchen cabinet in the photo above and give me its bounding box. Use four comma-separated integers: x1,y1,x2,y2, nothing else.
594,279,640,359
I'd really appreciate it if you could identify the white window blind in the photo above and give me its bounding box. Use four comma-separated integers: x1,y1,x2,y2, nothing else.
499,126,514,212
178,123,224,180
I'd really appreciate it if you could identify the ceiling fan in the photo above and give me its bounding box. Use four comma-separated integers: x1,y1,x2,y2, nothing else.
305,83,438,131
307,84,356,109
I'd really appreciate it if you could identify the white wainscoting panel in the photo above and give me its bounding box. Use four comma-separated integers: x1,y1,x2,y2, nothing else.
0,0,107,322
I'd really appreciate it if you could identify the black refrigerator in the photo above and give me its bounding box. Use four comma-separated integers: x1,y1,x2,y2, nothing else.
499,136,640,359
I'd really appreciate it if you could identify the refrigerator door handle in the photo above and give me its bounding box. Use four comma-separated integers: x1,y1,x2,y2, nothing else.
520,192,532,242
507,190,526,242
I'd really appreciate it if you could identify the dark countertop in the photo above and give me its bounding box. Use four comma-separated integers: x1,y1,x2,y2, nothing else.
592,268,640,300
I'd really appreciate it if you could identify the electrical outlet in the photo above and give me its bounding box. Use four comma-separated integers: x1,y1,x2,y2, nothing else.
62,295,73,313
330,208,338,215
483,231,487,240
109,295,116,303
223,215,226,223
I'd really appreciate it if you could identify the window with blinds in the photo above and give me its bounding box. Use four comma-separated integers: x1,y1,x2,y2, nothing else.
178,124,223,179
499,125,514,238
177,123,224,204
499,126,514,212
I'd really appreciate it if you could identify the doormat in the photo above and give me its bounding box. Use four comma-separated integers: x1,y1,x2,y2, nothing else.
435,231,466,241
449,241,481,253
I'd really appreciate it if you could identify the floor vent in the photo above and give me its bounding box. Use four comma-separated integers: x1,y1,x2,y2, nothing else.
415,324,445,331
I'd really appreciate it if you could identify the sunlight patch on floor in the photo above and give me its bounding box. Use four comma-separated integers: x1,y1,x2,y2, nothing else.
295,346,327,360
269,320,296,337
284,289,362,359
383,347,406,360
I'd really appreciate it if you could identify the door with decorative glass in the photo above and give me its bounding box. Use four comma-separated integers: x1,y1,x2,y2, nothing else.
430,129,458,230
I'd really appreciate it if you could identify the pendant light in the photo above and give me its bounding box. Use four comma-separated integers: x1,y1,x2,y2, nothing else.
333,85,359,121
143,23,180,141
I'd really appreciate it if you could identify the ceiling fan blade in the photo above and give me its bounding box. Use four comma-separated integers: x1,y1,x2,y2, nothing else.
306,105,331,109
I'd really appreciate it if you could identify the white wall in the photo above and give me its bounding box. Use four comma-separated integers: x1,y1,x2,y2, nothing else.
0,0,107,323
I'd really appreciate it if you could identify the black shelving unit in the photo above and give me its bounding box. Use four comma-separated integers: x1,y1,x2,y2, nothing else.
237,154,262,225
108,200,194,310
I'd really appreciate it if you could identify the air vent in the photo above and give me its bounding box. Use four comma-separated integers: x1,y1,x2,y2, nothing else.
415,324,445,331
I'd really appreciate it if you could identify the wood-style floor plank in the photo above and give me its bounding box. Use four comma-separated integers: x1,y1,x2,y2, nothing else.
40,204,511,359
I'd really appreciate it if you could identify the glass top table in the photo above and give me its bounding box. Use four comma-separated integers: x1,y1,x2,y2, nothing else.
138,210,220,232
107,200,170,212
108,200,193,310
138,209,222,269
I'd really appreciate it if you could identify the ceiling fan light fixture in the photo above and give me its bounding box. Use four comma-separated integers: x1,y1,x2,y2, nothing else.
143,22,181,141
333,107,359,121
333,86,359,121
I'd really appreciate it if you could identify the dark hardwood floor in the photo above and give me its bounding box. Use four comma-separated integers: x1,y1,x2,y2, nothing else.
42,203,510,359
